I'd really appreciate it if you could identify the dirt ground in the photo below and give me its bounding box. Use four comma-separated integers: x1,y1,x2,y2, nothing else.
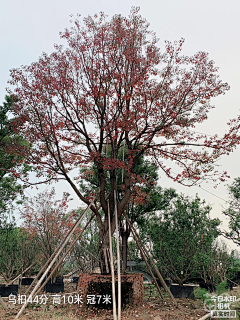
0,283,239,320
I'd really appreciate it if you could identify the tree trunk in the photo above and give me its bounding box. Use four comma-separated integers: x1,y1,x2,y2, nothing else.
98,232,111,274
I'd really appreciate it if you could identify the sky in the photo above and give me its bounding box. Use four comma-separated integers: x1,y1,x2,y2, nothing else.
1,0,240,249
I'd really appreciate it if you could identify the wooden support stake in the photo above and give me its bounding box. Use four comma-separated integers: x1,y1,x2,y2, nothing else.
124,212,177,305
125,215,164,300
108,202,117,320
14,197,95,320
114,190,121,319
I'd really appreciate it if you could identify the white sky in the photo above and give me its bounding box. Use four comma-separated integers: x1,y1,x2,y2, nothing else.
1,0,240,250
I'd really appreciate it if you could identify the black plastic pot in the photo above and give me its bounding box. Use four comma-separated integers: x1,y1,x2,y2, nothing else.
44,283,64,293
20,277,34,285
156,279,171,287
0,284,19,297
54,276,63,284
199,282,216,292
72,276,79,283
170,285,195,298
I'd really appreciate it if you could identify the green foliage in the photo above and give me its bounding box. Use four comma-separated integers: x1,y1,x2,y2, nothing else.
0,95,30,219
0,218,35,281
194,286,210,301
216,281,228,295
223,177,240,246
227,258,240,281
229,178,240,199
143,194,221,285
198,240,234,285
127,240,142,263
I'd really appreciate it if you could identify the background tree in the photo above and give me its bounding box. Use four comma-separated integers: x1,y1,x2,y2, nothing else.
199,240,234,285
142,194,220,285
222,177,240,245
9,8,240,273
0,217,37,281
0,95,29,222
20,188,76,274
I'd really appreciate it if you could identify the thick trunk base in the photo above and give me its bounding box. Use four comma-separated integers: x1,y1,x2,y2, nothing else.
77,273,144,308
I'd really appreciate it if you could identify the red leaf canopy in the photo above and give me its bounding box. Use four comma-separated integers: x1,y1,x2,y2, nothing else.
8,8,240,220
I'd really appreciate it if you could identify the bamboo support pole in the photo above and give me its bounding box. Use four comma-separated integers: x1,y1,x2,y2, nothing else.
114,191,121,319
108,202,117,320
15,197,95,320
33,212,96,296
124,212,177,305
24,256,55,296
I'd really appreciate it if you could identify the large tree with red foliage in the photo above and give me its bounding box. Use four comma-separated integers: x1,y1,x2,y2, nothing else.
8,7,240,273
